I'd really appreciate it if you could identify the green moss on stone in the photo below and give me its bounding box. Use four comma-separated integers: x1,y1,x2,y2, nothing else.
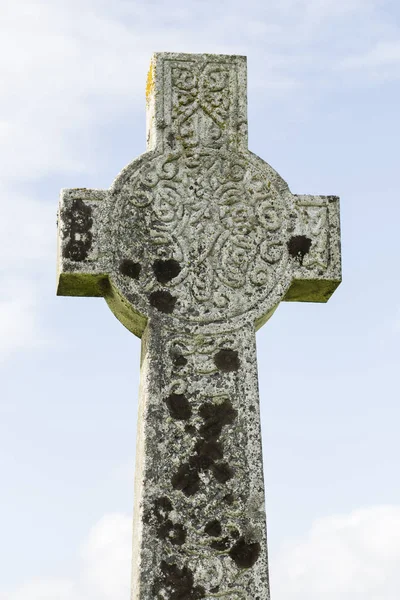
283,279,341,303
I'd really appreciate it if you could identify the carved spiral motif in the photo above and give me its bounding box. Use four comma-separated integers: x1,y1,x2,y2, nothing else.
110,149,289,323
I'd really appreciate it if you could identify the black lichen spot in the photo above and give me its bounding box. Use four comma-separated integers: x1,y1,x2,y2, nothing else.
214,349,240,372
152,259,181,283
210,587,220,593
119,259,141,279
157,520,186,546
195,439,223,461
189,454,214,471
211,461,234,483
199,399,237,441
169,523,187,546
157,519,174,540
154,497,173,522
164,394,192,420
287,235,312,265
210,537,231,551
149,290,177,314
171,463,201,496
173,399,236,496
62,198,93,262
205,519,222,537
153,498,186,546
166,132,176,149
173,353,188,367
185,424,196,435
229,537,261,569
156,561,205,600
230,528,240,539
223,493,235,505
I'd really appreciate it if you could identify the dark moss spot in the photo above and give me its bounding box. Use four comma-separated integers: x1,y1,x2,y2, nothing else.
230,528,240,539
211,461,234,483
62,198,93,262
189,454,213,471
210,586,220,593
149,290,177,313
164,394,192,420
195,439,223,461
210,536,231,551
173,353,188,367
185,424,197,435
174,400,236,497
157,519,174,540
98,277,111,294
159,522,186,546
171,523,186,546
229,537,261,569
205,519,222,537
156,561,205,600
166,132,176,149
119,259,141,279
223,493,235,505
152,259,181,283
171,463,200,496
199,399,237,441
287,235,312,265
214,349,240,372
154,497,172,522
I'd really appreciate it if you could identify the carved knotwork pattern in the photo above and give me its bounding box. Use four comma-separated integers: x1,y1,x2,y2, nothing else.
110,149,289,322
295,202,329,270
169,61,232,150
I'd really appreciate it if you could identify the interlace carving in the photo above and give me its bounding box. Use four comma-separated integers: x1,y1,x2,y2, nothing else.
111,149,289,323
170,61,231,149
295,200,330,270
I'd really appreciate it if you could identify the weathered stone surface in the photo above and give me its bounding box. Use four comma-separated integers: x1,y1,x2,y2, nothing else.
57,53,341,600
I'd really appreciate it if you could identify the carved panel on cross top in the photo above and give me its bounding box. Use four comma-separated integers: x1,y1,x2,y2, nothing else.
57,52,341,335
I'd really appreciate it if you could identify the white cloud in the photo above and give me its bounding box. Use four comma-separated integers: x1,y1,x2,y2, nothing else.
2,506,400,600
80,514,132,600
271,505,400,600
0,514,132,600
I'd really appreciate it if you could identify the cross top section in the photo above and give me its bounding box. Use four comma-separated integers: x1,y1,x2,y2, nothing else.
57,53,341,336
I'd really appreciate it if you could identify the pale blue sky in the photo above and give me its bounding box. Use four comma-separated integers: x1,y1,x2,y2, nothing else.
1,1,400,599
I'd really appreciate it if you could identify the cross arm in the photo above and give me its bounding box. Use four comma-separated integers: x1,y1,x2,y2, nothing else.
284,194,341,303
57,188,109,297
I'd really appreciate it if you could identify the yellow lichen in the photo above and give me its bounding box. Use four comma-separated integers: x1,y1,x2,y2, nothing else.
146,62,154,101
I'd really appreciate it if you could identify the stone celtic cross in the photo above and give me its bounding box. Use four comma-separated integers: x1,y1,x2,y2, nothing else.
57,53,341,599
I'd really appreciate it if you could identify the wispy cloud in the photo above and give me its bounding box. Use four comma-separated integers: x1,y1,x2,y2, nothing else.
271,505,400,600
0,514,131,600
2,506,400,600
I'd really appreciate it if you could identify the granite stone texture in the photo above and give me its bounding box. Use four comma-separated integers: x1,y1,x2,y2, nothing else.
57,53,341,600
